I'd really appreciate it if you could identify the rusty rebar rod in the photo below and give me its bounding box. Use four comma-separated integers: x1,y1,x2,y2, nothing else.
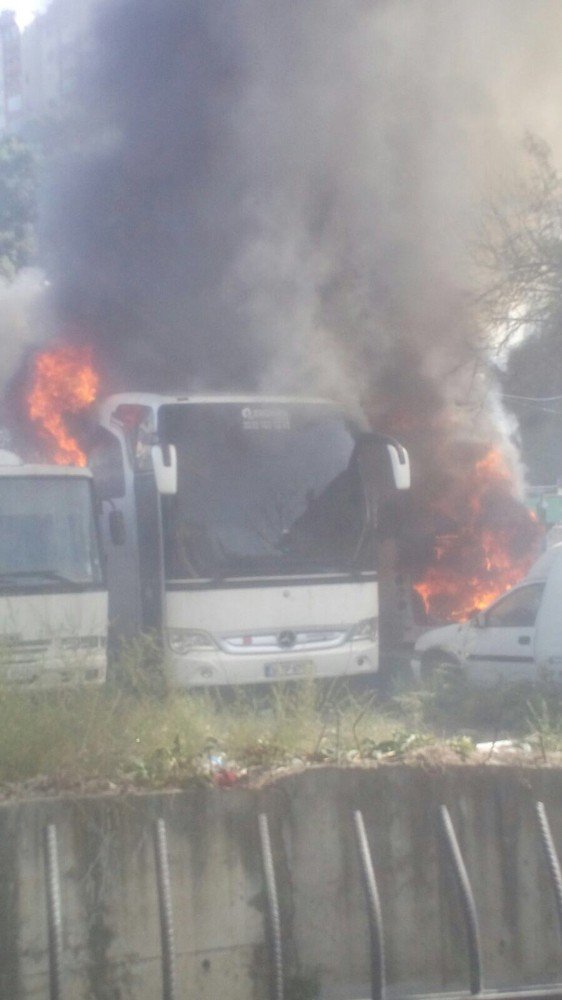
44,823,63,1000
354,809,386,1000
536,801,562,942
258,812,284,1000
439,804,483,995
154,818,178,1000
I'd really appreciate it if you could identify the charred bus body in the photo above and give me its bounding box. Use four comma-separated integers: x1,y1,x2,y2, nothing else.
90,394,410,686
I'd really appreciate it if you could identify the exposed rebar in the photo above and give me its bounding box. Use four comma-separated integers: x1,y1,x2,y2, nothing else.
354,809,386,1000
536,801,562,942
154,818,178,1000
258,812,284,1000
44,823,63,1000
439,804,483,995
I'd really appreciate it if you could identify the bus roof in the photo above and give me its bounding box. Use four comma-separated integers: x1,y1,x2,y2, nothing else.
0,462,93,479
98,392,353,427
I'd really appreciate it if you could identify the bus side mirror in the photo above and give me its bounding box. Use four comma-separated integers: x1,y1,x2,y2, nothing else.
386,442,410,490
151,444,177,495
355,432,411,494
108,509,126,546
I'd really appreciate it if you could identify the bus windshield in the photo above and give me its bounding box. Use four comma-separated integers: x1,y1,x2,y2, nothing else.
159,402,371,581
0,477,104,589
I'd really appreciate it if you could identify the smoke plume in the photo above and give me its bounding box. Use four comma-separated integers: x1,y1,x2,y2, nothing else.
33,0,562,594
0,269,49,431
41,2,562,407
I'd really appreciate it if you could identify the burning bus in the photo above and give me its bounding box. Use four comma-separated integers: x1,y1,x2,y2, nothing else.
87,392,410,687
15,342,546,688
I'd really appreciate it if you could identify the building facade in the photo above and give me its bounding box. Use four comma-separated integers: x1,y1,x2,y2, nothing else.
0,0,96,134
0,10,23,132
21,0,94,121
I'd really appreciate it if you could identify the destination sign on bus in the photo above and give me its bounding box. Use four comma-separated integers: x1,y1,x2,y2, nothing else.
241,407,291,431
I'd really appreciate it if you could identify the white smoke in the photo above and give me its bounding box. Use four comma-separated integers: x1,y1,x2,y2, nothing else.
0,268,49,398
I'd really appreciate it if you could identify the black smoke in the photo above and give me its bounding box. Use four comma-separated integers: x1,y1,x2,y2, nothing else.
40,0,561,406
33,0,562,589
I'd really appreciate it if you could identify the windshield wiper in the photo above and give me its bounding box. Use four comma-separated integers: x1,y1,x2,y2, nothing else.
0,571,87,586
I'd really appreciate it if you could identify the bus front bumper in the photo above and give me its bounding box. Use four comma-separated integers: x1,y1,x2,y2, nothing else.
167,640,378,687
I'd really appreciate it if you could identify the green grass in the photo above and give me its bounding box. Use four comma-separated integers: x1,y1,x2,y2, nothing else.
3,659,562,793
398,664,562,738
0,673,433,791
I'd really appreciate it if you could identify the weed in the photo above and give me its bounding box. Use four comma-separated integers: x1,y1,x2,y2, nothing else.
108,632,170,699
0,674,417,789
358,729,432,760
9,659,562,792
445,734,476,759
392,664,562,750
525,690,562,754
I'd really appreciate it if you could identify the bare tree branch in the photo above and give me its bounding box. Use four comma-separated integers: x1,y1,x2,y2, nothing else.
474,135,562,346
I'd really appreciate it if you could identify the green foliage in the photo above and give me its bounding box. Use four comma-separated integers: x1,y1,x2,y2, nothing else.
357,729,432,759
0,671,419,790
407,663,562,746
0,684,123,784
0,135,37,278
108,632,171,699
8,651,562,794
526,690,562,754
445,734,476,759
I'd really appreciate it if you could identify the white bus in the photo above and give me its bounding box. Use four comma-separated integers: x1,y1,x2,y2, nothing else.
0,451,107,686
90,394,410,687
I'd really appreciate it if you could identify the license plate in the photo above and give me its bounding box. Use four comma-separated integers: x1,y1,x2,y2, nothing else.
264,659,315,679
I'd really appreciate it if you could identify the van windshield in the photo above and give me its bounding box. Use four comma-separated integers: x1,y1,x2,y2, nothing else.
0,477,104,590
159,403,371,581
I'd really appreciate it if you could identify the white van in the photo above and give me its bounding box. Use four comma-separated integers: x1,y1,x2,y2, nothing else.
411,544,562,686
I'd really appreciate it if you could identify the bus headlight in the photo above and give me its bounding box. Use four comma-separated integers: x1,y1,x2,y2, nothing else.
348,618,378,643
167,629,217,654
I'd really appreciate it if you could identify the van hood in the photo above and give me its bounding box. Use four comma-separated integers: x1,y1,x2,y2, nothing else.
414,622,467,654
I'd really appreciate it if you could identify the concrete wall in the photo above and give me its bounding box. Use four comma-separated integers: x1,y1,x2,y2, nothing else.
1,765,562,999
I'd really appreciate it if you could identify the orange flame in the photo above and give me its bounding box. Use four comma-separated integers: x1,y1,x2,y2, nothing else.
414,448,543,622
27,345,99,466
